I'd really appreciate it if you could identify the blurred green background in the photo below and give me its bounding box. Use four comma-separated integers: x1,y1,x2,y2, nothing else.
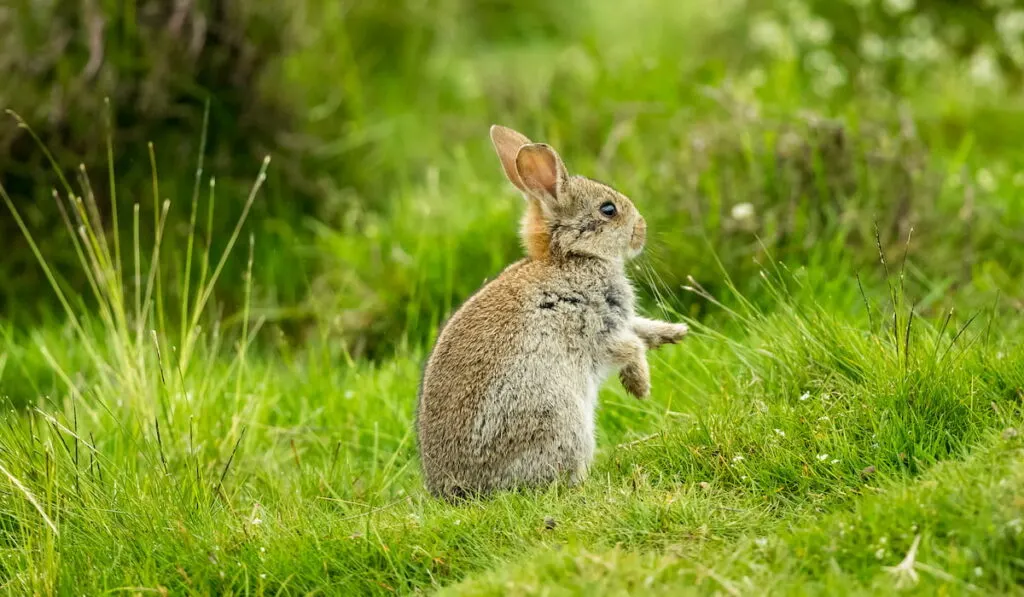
3,0,1023,354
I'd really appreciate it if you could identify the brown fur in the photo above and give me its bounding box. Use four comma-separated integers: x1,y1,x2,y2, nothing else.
416,125,688,498
521,201,550,260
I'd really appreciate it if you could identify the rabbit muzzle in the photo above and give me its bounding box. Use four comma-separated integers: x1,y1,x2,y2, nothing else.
629,216,647,256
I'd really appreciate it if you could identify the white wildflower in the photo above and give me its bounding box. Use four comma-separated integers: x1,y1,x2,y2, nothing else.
731,202,756,221
817,454,829,461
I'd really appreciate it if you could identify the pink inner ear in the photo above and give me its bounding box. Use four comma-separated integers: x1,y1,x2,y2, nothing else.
490,125,533,192
516,145,560,198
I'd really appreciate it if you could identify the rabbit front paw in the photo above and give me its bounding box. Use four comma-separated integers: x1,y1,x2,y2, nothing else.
633,318,689,349
660,322,689,344
619,363,650,399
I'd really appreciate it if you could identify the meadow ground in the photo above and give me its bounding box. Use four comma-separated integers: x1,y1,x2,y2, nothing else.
2,1,1024,595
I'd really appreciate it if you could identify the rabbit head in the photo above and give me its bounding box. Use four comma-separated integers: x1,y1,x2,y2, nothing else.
490,125,647,263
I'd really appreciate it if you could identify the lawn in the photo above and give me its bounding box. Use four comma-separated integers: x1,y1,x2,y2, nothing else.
1,1,1024,595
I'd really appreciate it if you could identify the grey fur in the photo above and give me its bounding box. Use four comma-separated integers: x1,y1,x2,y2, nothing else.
416,125,688,498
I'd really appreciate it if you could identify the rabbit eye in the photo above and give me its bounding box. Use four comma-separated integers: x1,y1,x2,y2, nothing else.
599,202,617,217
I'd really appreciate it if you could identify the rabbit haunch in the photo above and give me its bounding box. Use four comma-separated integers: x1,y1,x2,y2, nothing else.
415,125,688,498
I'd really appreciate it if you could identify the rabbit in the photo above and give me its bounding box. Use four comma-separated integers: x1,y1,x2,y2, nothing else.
416,124,689,499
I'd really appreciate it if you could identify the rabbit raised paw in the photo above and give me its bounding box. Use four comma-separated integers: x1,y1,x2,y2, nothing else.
416,125,688,499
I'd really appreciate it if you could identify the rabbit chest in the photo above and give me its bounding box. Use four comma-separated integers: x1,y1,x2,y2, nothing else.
532,273,634,366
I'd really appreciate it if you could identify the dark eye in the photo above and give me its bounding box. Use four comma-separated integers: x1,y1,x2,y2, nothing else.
599,202,617,217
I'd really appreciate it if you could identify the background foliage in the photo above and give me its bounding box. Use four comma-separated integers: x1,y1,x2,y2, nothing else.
1,0,1024,593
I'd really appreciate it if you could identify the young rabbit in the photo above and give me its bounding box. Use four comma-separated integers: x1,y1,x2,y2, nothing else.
416,125,688,498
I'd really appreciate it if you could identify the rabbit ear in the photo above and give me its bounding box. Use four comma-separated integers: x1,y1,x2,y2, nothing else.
490,125,533,192
514,143,567,202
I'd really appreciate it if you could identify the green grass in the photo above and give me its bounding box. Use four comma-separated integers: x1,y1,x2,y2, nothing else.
1,180,1021,593
3,1,1024,595
443,430,1024,595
